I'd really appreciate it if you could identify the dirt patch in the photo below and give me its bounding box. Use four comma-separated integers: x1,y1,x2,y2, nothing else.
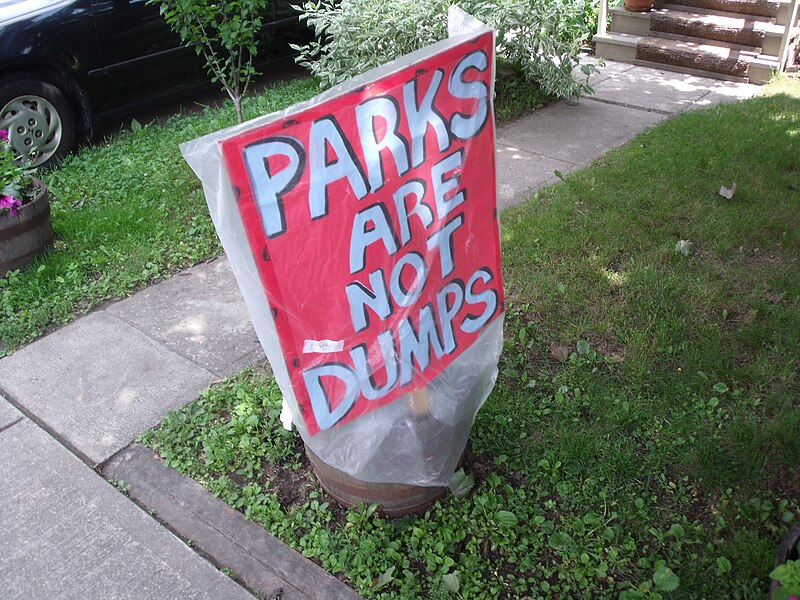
763,284,790,305
263,457,317,512
768,463,800,502
695,249,728,273
738,252,782,270
547,331,626,364
548,343,571,362
589,329,627,364
648,466,720,530
697,247,792,277
720,304,755,332
605,251,627,274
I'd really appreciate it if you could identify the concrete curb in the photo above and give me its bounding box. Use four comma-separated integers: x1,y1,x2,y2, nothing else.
104,444,364,600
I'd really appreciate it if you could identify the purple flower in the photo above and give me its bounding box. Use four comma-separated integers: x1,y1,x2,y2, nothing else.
0,130,8,143
0,195,21,216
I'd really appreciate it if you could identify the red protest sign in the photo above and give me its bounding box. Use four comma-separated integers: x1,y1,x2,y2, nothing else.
220,31,503,436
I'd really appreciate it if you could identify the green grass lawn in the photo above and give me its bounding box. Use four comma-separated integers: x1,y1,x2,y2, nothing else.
142,76,800,598
0,78,319,354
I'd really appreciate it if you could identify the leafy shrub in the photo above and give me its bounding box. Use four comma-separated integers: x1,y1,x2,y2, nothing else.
291,0,598,100
580,0,624,42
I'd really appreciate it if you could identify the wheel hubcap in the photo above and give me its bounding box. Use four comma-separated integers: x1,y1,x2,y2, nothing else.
0,95,63,167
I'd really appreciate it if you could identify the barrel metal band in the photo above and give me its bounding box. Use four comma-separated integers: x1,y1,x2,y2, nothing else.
0,202,51,242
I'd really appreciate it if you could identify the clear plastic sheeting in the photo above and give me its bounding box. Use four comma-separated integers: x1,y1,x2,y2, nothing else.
296,318,503,485
180,6,504,486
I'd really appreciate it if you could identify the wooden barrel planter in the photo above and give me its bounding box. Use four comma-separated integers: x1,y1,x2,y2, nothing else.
770,522,800,598
305,445,447,518
0,179,53,276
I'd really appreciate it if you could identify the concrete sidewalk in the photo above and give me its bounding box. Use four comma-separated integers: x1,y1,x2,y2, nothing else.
0,60,760,599
495,59,760,208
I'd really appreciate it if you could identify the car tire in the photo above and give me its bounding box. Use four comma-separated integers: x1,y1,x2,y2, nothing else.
0,75,76,168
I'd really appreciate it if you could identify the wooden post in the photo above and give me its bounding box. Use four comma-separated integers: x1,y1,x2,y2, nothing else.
778,0,800,71
598,0,609,36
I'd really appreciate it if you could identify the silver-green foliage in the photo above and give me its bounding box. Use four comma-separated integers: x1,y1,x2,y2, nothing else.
291,0,597,99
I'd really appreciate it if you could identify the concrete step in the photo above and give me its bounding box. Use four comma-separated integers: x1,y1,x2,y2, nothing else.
595,31,642,65
636,35,753,77
610,8,654,36
666,0,783,19
593,31,783,82
632,57,753,80
747,54,784,81
611,6,787,54
653,8,770,46
660,1,777,20
666,0,797,26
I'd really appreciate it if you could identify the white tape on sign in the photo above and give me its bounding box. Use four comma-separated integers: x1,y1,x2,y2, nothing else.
303,339,345,354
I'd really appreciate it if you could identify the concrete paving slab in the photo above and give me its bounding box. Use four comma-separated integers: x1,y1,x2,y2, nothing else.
590,65,721,113
497,100,664,169
577,56,637,88
692,79,762,109
0,393,22,430
0,419,253,600
107,256,263,378
0,312,214,464
495,144,575,209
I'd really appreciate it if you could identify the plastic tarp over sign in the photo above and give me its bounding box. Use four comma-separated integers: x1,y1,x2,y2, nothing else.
181,8,504,486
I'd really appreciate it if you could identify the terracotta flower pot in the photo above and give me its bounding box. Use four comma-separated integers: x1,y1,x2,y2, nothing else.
0,178,54,276
624,0,654,11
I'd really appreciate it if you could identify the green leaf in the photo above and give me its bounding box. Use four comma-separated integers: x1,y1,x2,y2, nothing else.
576,339,591,355
716,557,732,574
447,468,474,499
770,564,791,582
712,382,729,393
495,510,519,527
773,587,800,600
373,566,395,590
667,524,685,539
442,571,460,594
653,565,680,592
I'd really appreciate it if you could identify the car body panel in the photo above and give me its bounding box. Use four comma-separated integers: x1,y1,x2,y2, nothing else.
0,0,309,132
90,0,202,112
0,0,106,103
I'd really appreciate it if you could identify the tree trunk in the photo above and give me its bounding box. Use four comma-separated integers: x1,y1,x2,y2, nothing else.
233,95,244,124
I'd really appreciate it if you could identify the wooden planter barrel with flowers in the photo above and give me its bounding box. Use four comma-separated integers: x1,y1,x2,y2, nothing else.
0,178,53,276
0,122,54,276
